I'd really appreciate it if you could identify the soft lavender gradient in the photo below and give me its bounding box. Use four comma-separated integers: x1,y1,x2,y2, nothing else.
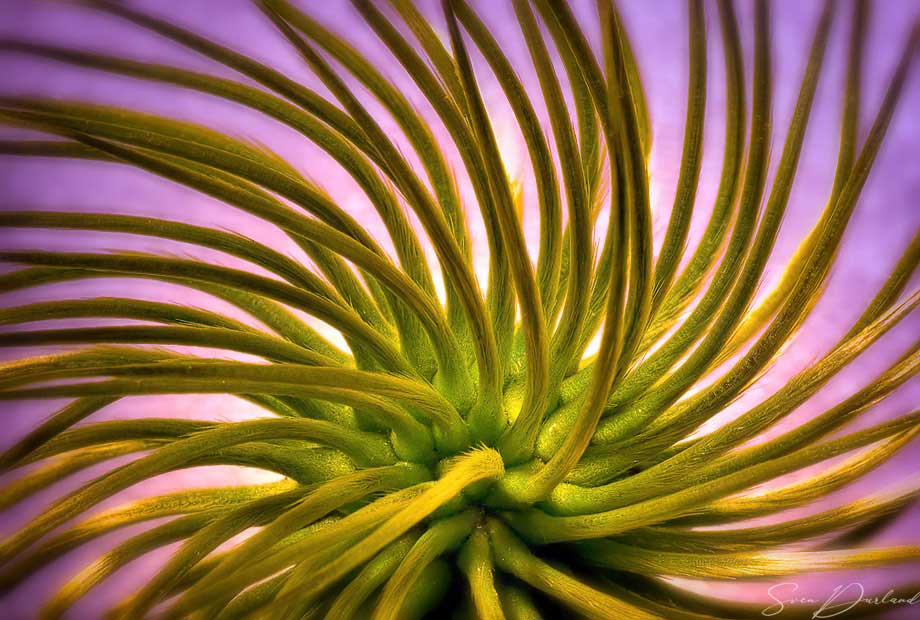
0,1,919,618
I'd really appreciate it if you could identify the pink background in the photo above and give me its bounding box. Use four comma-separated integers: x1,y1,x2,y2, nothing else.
1,1,919,618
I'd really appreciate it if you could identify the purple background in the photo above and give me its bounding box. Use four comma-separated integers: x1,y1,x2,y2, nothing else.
1,1,919,618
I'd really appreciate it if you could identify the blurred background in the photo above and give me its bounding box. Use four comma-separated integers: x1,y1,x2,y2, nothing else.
1,1,919,617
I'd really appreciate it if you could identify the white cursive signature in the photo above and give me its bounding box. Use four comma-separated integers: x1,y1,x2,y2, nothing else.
762,582,920,618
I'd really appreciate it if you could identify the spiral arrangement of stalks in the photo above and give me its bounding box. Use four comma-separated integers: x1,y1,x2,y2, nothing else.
1,0,919,618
